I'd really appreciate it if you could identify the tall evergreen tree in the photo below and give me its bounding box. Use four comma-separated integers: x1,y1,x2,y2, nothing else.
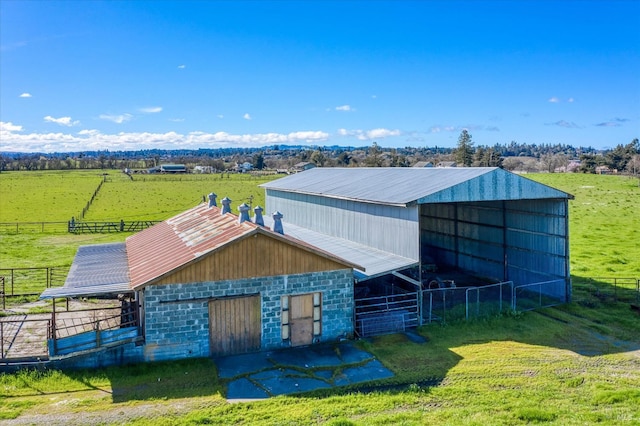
454,130,474,166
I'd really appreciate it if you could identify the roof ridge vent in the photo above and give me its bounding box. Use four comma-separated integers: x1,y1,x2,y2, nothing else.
208,192,217,208
221,197,232,215
238,203,251,223
272,211,284,235
253,205,265,226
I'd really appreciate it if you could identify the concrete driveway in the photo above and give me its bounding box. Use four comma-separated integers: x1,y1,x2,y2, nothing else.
214,341,394,401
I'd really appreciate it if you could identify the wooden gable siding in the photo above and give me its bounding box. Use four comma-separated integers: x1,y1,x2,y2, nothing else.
153,233,349,285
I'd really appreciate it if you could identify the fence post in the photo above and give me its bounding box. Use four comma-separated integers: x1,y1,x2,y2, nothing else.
96,320,101,348
1,322,4,359
51,310,57,356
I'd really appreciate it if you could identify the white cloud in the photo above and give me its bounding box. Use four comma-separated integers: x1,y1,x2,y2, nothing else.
335,105,353,112
139,106,162,113
546,120,581,128
178,64,186,69
1,121,24,132
99,113,133,124
44,116,80,126
19,93,32,98
0,127,331,153
243,113,252,120
217,114,224,119
567,97,575,103
168,118,185,122
548,97,560,103
337,128,401,140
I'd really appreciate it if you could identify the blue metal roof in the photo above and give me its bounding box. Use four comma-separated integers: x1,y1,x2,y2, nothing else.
261,167,573,206
40,242,131,299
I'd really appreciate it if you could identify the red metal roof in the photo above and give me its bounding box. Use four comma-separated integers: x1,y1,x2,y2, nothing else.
126,204,257,289
126,203,362,289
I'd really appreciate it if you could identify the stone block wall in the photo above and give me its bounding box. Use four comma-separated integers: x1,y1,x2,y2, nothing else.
142,268,354,362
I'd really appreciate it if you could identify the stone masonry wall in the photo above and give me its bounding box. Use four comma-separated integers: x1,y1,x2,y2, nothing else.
142,269,354,362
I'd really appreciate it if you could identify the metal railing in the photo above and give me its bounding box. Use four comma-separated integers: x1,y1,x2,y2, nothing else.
465,281,515,320
578,277,639,303
0,267,68,300
513,279,566,312
355,291,419,337
50,305,140,356
68,220,160,234
0,221,69,234
1,316,50,361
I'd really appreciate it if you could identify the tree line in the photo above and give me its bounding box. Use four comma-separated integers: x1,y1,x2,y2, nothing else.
1,134,638,176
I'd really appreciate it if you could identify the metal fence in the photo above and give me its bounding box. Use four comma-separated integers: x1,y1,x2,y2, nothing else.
1,304,140,362
0,267,69,308
423,281,515,324
68,220,160,234
50,305,140,356
466,281,515,320
0,221,69,234
577,277,639,303
513,279,566,312
354,291,419,337
0,315,50,361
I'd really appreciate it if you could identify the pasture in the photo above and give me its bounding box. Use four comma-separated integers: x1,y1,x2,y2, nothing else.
0,170,278,268
0,170,638,425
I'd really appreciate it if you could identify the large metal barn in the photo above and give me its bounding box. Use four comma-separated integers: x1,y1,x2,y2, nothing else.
261,167,574,334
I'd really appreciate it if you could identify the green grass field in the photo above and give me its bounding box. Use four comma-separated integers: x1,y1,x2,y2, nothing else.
0,170,278,268
0,170,638,425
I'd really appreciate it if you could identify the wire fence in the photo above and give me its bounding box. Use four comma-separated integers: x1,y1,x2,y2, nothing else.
513,279,567,312
422,279,570,323
0,221,69,234
576,277,639,303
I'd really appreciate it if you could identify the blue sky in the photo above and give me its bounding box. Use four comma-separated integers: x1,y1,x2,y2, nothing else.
1,0,638,153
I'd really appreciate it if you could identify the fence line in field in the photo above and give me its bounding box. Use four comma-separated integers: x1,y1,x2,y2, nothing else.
0,219,161,234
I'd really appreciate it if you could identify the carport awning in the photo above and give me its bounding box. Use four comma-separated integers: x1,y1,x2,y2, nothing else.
40,282,132,299
40,242,133,299
262,217,418,281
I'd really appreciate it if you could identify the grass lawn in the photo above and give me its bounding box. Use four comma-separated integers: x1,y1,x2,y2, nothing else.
0,171,638,424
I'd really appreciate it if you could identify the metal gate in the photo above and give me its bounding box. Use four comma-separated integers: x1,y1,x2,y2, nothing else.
354,291,419,337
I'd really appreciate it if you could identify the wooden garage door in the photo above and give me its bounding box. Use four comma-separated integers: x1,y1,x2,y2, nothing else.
290,294,314,347
208,295,261,357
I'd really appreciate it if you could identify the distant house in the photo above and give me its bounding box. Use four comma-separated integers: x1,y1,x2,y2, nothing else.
235,162,253,173
595,166,612,175
293,162,316,172
193,165,215,174
412,161,434,168
436,161,457,168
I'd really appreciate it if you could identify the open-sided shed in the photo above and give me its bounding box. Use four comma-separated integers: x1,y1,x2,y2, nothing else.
261,167,574,301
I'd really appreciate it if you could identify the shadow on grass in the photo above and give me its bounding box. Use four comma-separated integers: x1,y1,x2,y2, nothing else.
102,358,224,403
294,277,640,400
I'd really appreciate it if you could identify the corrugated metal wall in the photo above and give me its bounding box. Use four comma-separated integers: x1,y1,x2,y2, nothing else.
266,190,420,259
420,199,569,298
